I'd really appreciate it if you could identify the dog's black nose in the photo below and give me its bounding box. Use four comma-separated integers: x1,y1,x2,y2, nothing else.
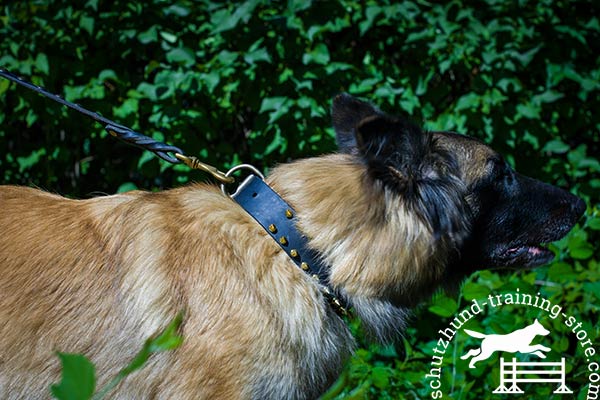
573,197,586,218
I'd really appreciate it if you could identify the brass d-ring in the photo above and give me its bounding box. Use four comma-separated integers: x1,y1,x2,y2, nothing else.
220,164,265,197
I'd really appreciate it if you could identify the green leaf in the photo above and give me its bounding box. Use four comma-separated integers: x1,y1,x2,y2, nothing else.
455,92,480,111
92,314,183,400
17,148,46,172
588,216,600,230
216,50,238,65
264,129,286,154
259,97,287,113
113,98,139,119
159,31,177,43
371,366,390,389
84,0,98,11
244,47,271,65
200,71,220,92
439,59,452,74
163,4,191,17
35,53,49,75
579,157,600,172
462,281,490,300
542,139,570,154
513,45,541,67
79,15,94,35
555,25,588,45
497,77,522,93
569,242,594,260
50,353,96,400
0,78,9,95
166,47,196,67
117,182,138,193
583,282,600,298
211,1,260,34
567,229,593,260
548,262,576,282
136,150,155,169
533,90,564,104
360,5,383,36
516,102,540,120
121,313,183,375
302,43,330,65
98,69,117,82
428,295,458,317
136,82,158,101
138,26,158,44
349,77,381,94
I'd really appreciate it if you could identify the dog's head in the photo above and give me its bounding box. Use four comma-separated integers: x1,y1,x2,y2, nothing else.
531,319,550,336
332,93,585,280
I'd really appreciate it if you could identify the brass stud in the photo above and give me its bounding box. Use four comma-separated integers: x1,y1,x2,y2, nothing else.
290,249,299,258
301,262,309,271
268,224,277,233
330,298,347,316
279,236,288,246
312,274,320,281
285,209,293,219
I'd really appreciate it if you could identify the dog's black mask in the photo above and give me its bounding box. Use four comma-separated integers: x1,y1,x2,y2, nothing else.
461,155,586,271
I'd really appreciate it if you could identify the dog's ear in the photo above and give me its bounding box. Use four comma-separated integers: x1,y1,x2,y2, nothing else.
332,93,382,153
354,113,431,192
331,94,429,181
357,115,470,244
332,94,469,244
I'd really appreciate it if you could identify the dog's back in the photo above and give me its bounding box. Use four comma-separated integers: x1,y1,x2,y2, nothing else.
0,184,349,399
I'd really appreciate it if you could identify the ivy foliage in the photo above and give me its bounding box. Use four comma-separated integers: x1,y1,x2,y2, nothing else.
0,0,598,399
51,314,183,400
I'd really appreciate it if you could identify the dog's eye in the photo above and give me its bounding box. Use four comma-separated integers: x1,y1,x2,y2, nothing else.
488,158,514,186
494,166,515,187
504,170,515,185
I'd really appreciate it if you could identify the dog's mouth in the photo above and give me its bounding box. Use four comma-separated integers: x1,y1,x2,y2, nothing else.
493,227,576,268
490,206,584,269
499,243,555,268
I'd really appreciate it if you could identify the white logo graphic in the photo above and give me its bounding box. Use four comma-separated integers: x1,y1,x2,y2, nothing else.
493,357,572,394
424,291,598,399
460,319,572,394
460,319,551,368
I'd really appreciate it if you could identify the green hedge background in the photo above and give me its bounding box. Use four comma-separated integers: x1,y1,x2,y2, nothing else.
0,1,598,398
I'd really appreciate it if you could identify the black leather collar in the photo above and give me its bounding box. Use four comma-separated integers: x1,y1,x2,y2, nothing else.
231,175,348,317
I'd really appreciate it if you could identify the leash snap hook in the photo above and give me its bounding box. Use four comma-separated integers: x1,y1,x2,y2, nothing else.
175,153,234,184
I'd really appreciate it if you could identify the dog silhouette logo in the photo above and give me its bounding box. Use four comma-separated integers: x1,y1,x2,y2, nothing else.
460,319,573,394
460,319,551,369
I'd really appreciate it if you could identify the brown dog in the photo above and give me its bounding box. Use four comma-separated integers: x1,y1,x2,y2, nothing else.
0,94,585,399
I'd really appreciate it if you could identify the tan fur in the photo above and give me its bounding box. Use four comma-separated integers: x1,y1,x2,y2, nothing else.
435,133,496,183
0,178,351,399
269,154,447,303
1,153,444,399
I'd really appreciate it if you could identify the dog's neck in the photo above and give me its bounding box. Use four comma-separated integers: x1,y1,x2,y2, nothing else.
267,154,452,342
231,174,348,316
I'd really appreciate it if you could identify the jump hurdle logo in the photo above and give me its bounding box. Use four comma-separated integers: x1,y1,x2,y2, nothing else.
460,319,573,394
